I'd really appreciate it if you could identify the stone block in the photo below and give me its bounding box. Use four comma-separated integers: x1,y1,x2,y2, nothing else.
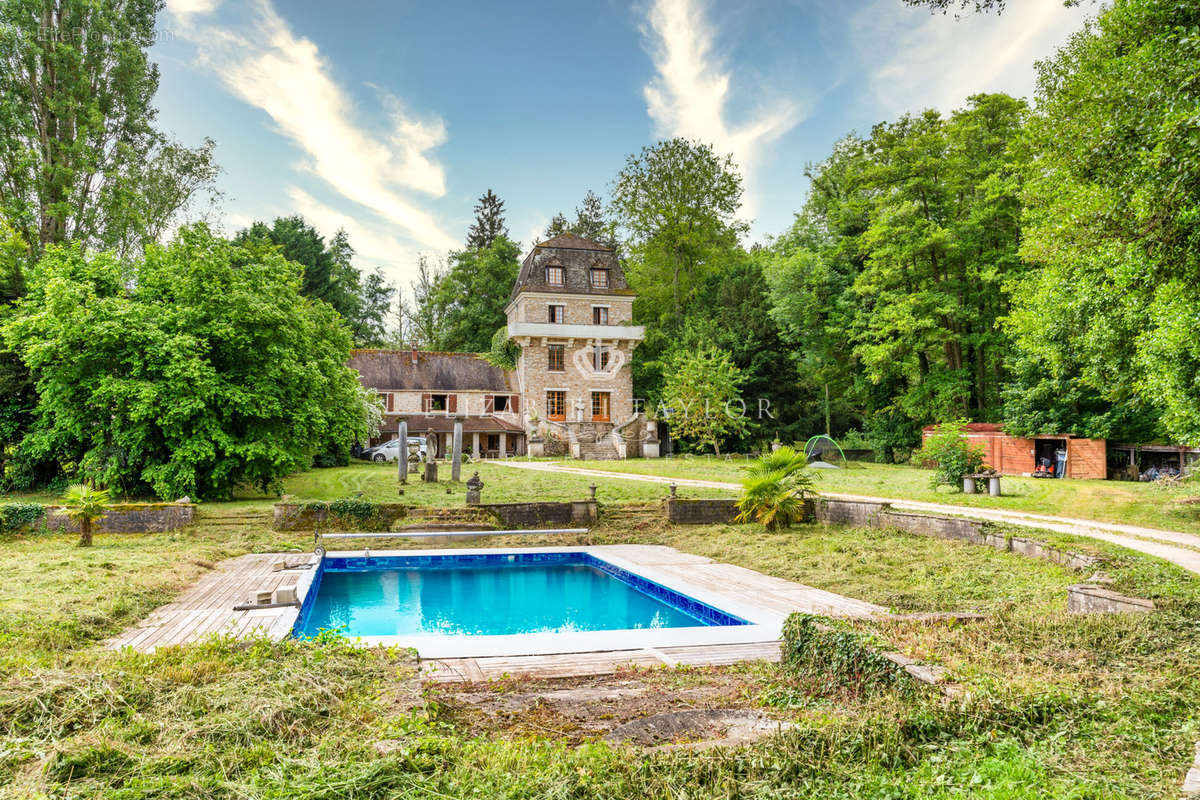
1067,584,1154,614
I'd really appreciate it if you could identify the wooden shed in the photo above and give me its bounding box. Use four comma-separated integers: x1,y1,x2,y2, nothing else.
922,423,1108,480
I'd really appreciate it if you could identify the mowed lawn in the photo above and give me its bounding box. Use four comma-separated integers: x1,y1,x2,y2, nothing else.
0,504,1198,797
570,456,1200,534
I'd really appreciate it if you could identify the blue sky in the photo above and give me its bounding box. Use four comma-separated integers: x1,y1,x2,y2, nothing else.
155,0,1089,294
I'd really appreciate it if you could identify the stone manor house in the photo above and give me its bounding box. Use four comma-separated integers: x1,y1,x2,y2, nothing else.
349,233,660,460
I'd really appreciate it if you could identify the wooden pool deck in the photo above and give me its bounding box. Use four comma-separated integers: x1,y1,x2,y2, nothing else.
106,545,886,678
105,553,319,652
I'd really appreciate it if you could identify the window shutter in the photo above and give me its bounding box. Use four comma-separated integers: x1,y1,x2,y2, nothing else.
421,393,431,413
484,395,494,414
510,395,519,414
448,394,458,413
384,393,394,412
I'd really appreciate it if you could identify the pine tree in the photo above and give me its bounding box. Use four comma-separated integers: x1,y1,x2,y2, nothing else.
543,213,570,240
465,189,509,249
572,190,610,244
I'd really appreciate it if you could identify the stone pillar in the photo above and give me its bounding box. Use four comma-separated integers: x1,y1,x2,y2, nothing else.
499,432,508,458
451,417,463,482
644,419,661,459
471,431,480,459
397,419,408,484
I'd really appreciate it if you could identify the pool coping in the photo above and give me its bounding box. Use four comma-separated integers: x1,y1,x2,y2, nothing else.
304,545,884,658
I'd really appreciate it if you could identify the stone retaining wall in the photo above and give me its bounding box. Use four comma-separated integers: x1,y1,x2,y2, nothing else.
478,501,597,528
43,503,195,534
811,497,1101,571
665,498,740,524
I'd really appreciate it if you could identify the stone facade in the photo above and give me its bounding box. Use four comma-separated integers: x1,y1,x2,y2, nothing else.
505,233,647,459
346,233,649,460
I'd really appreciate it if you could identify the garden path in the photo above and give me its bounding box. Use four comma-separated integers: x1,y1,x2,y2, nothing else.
495,461,1200,576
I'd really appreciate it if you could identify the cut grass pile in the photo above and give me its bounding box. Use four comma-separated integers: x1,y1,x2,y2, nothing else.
0,484,1198,797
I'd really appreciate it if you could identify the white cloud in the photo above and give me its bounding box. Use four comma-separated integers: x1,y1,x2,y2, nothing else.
639,0,802,219
854,0,1085,117
165,0,220,19
170,0,458,254
287,187,418,285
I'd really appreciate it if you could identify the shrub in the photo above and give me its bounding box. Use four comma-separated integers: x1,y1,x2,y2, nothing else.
781,613,911,698
0,502,45,533
735,446,817,530
916,420,985,490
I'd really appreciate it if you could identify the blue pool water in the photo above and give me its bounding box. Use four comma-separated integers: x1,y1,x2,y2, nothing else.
296,553,746,638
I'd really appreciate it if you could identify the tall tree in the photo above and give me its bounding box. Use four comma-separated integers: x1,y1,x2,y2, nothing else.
400,254,448,348
611,138,746,321
0,0,219,262
571,189,616,248
424,236,521,352
542,212,570,241
660,345,747,455
235,217,395,347
2,225,371,499
763,95,1027,456
465,189,508,250
1006,0,1200,444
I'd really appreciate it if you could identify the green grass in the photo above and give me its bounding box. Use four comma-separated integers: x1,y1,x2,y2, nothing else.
1,461,726,515
1,468,1198,797
570,456,1200,534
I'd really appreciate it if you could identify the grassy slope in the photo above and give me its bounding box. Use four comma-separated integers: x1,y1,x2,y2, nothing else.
571,457,1200,534
1,468,1198,797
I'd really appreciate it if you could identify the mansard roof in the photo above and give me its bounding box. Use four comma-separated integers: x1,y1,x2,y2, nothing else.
349,349,516,393
509,232,634,301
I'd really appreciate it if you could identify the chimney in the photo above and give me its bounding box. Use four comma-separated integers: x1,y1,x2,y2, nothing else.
410,343,419,365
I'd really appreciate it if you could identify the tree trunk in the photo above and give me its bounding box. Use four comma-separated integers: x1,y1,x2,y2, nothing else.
78,518,92,547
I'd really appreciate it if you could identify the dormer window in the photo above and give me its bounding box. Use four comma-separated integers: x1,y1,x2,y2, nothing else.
546,266,564,286
590,268,609,288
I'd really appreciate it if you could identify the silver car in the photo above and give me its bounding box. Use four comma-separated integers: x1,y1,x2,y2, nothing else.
362,437,427,463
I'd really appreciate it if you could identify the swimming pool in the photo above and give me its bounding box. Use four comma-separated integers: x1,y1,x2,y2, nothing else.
295,551,748,641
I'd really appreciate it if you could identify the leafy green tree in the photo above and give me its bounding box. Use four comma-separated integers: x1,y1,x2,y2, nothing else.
423,236,521,352
3,225,370,499
61,482,109,547
764,96,1027,451
235,217,395,347
1008,0,1200,445
542,213,570,241
611,138,747,321
0,0,219,261
398,254,447,347
660,345,747,455
465,189,508,250
736,446,816,530
916,420,985,490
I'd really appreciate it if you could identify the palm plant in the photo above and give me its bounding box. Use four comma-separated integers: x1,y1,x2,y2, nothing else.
62,483,111,547
735,447,817,530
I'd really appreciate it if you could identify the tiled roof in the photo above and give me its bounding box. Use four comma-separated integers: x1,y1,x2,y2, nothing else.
384,413,524,434
533,232,612,251
349,350,515,392
510,234,632,301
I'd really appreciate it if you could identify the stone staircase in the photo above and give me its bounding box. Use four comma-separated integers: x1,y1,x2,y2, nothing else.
604,502,666,530
196,509,273,531
395,506,497,532
573,422,620,460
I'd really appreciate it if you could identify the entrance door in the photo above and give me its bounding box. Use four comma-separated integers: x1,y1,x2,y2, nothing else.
591,392,610,422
